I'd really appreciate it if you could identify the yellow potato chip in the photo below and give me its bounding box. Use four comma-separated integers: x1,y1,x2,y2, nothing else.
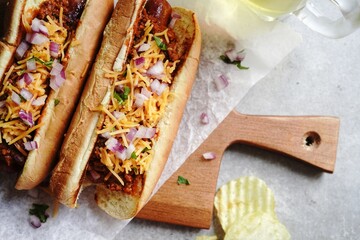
214,176,276,231
195,235,218,240
224,211,291,240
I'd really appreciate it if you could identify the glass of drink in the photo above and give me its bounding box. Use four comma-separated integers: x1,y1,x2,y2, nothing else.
241,0,360,38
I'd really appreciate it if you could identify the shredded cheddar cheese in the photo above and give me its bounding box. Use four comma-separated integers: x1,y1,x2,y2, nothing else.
96,21,180,184
0,11,68,150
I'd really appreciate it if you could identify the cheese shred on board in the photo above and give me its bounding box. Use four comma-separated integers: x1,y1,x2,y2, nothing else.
0,10,68,153
92,20,180,189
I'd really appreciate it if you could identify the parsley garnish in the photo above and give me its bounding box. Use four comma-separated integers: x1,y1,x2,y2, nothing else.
54,99,60,106
114,86,130,104
18,93,26,102
131,152,137,159
141,147,150,153
177,176,190,185
154,36,167,50
220,55,249,70
132,167,139,175
31,56,54,68
29,203,49,223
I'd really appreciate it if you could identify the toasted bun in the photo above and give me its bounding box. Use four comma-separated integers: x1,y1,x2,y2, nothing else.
50,0,146,206
13,0,114,189
50,0,201,219
0,0,25,81
0,42,15,81
95,7,201,219
1,0,26,46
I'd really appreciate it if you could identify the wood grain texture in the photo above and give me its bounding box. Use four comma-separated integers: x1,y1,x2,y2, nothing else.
136,110,340,228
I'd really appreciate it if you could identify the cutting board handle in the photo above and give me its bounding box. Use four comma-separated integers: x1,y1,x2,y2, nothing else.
223,111,340,172
137,110,340,228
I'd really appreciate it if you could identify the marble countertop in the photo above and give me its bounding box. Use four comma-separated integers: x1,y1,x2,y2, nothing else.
120,7,360,240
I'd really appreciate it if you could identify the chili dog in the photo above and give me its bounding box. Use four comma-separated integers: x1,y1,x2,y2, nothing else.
50,0,201,219
0,0,113,189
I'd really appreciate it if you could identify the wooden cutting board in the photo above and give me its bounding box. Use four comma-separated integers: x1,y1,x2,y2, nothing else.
136,110,340,228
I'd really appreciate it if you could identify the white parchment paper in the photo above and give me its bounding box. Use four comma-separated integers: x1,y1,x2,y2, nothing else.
0,0,302,239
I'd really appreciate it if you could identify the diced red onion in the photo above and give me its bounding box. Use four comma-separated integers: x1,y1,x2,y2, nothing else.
50,60,64,76
24,141,38,151
29,33,49,45
15,41,30,60
225,48,246,62
11,92,21,105
137,43,150,52
25,33,32,43
100,131,111,139
38,24,49,36
169,12,181,28
26,59,37,71
31,18,49,36
105,137,125,154
115,84,124,93
202,152,216,160
126,143,136,159
24,72,34,85
19,109,34,126
27,188,40,198
134,57,145,69
0,101,5,108
200,112,210,124
20,88,33,101
29,215,41,228
31,95,47,106
141,87,152,98
146,60,164,78
50,42,60,58
126,128,137,142
151,79,168,96
49,69,66,90
17,77,25,88
31,18,42,32
113,110,124,120
89,170,101,181
115,150,127,161
215,74,230,91
135,126,156,139
134,93,149,107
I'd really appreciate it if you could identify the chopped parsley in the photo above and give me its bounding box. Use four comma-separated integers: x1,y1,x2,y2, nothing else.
177,176,190,185
18,93,27,102
114,86,130,104
141,147,150,153
132,167,139,175
30,56,54,68
54,99,60,106
220,54,249,70
29,203,49,223
131,152,137,159
154,36,167,50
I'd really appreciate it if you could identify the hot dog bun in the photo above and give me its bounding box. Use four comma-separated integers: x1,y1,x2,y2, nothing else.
0,0,113,189
1,0,26,46
0,0,26,82
50,0,201,219
0,42,15,81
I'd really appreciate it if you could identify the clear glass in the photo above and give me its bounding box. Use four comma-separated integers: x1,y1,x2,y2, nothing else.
241,0,306,21
241,0,360,38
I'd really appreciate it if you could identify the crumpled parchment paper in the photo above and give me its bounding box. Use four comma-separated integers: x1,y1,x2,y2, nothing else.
0,0,302,239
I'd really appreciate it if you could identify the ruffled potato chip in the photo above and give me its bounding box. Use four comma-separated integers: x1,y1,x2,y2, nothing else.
224,211,290,240
214,176,276,231
195,235,218,240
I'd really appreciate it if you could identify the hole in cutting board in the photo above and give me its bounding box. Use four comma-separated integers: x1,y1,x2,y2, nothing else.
303,131,321,149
